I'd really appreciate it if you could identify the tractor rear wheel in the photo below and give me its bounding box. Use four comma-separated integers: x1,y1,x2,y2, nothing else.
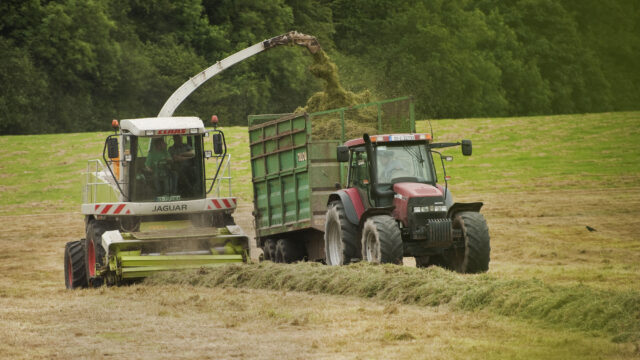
447,212,490,273
274,239,305,263
361,215,403,264
64,240,87,289
324,201,359,265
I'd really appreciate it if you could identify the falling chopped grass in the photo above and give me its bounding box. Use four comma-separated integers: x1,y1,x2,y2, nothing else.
146,262,640,343
296,50,379,140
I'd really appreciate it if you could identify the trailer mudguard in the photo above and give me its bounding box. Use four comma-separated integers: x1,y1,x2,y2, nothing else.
327,189,364,226
447,202,483,219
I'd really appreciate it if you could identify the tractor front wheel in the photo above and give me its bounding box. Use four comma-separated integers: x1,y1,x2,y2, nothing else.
64,240,87,289
361,215,403,264
324,201,359,265
447,212,490,273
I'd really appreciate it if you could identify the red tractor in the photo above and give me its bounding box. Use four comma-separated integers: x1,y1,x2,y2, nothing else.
324,133,490,273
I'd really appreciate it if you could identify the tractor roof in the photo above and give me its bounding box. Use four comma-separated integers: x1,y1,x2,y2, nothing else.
120,117,206,136
344,133,432,147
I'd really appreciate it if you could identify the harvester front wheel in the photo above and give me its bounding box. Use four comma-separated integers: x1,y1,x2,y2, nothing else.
85,220,115,287
361,215,403,264
324,201,359,265
64,240,87,289
448,212,490,273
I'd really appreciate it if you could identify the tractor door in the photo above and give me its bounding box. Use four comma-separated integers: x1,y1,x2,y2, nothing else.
347,147,373,209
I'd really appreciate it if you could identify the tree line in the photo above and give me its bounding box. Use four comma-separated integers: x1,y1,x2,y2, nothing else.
1,0,638,134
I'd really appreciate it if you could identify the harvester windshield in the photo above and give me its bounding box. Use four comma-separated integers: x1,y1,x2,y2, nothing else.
376,144,434,184
128,134,205,202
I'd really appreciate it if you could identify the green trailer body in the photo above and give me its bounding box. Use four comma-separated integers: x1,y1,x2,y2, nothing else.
248,97,415,261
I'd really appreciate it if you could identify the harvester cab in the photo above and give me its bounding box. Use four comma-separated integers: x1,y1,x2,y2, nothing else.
64,116,248,289
325,132,490,273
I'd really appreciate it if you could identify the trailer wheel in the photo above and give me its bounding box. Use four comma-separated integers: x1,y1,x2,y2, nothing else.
448,212,490,273
324,201,359,265
64,240,87,289
274,239,305,263
263,239,277,261
361,215,403,264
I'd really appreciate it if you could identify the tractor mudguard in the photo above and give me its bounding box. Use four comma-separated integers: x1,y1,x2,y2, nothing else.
447,202,483,219
328,189,364,226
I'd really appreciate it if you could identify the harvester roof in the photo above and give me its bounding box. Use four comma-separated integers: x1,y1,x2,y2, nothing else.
344,133,432,147
120,117,206,136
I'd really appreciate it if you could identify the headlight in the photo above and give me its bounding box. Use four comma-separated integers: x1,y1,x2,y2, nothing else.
145,130,154,136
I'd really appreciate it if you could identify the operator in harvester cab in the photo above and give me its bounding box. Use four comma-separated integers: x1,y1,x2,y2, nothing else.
169,135,195,194
145,137,173,195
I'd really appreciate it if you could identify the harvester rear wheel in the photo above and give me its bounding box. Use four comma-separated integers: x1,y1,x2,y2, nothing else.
324,201,359,265
447,212,490,273
64,240,87,289
361,215,403,264
274,239,305,263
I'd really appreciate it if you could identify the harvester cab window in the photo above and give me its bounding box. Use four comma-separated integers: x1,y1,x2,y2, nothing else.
129,135,205,202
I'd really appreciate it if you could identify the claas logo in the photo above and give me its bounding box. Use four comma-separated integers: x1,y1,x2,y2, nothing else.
157,129,187,135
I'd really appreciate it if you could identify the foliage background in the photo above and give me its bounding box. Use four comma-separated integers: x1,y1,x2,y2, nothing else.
1,0,639,134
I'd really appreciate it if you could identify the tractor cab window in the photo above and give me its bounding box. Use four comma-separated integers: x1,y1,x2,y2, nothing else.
376,144,434,184
348,148,370,189
129,135,205,202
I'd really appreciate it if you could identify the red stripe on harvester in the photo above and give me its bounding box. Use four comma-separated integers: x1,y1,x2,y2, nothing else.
222,199,231,208
114,204,126,214
101,205,113,214
212,199,221,209
95,205,100,211
232,198,237,204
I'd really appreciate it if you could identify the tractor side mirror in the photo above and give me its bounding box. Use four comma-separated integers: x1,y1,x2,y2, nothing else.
107,138,119,158
461,140,472,156
336,146,350,162
212,133,223,155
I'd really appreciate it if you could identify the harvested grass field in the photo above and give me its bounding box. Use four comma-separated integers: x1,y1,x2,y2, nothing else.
1,112,639,359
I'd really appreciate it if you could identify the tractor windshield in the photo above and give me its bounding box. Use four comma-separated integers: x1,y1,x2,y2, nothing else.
129,135,205,202
376,144,434,184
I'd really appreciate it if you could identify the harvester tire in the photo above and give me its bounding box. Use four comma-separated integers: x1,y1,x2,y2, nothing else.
85,220,115,287
64,240,87,289
263,238,277,261
361,215,403,264
324,201,359,265
448,212,490,273
274,239,305,263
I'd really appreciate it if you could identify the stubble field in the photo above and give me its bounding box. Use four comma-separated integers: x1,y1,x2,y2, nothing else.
0,112,639,359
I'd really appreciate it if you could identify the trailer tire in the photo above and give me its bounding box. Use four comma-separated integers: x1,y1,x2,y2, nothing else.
361,215,403,264
274,239,305,263
448,212,490,273
324,201,359,265
64,240,87,289
263,238,277,261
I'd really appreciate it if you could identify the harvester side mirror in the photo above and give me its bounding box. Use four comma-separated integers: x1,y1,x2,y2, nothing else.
107,138,119,158
212,133,223,155
336,146,349,162
461,140,472,156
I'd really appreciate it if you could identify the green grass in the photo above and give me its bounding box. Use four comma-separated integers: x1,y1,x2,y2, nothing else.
146,262,640,343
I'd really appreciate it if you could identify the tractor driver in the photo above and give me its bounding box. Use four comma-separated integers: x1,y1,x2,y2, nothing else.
169,135,195,194
145,137,173,195
378,149,404,183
